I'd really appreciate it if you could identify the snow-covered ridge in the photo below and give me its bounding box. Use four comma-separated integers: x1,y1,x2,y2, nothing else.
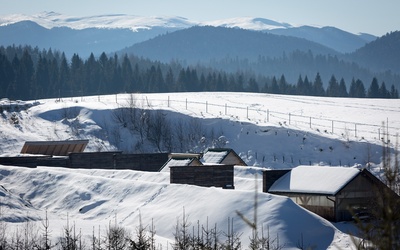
0,12,196,31
0,11,301,31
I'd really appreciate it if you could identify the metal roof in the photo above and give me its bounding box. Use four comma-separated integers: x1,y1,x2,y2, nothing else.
20,140,89,156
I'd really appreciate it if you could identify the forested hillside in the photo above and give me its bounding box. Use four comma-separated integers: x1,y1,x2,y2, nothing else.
120,26,400,89
350,31,400,73
0,45,398,101
122,26,340,62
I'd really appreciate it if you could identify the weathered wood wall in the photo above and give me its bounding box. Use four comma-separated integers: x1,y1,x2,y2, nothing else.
170,165,234,189
1,152,169,172
68,152,168,171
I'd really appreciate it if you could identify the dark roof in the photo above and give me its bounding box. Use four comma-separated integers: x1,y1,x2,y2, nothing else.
20,140,88,156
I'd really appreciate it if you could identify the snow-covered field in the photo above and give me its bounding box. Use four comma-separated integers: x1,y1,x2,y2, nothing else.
1,92,399,249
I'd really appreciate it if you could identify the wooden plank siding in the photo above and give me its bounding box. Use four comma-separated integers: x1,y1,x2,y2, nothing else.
68,152,168,171
1,152,168,172
170,165,234,189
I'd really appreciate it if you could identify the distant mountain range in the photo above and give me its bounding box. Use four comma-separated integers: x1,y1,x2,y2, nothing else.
0,12,376,57
1,12,399,89
121,26,340,62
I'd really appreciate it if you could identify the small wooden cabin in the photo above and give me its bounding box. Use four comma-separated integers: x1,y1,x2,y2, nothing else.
202,148,246,166
264,166,397,222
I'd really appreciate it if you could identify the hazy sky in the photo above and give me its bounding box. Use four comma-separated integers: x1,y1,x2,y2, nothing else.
1,0,399,36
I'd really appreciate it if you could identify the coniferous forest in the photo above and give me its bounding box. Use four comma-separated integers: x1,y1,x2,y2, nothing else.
0,45,398,101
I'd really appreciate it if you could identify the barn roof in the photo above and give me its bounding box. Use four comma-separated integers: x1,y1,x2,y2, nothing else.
202,148,246,165
268,166,361,195
20,140,88,156
159,158,202,172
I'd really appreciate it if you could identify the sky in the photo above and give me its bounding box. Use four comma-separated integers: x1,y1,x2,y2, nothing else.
0,0,399,36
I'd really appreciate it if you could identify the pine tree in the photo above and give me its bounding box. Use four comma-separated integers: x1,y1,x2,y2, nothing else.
0,53,14,99
390,84,399,98
367,77,380,98
326,75,339,97
69,53,84,97
247,77,259,92
303,76,312,95
355,79,366,98
165,67,175,90
278,74,288,94
379,81,389,98
312,72,325,96
33,55,50,99
176,68,186,92
58,53,69,99
338,78,348,97
296,75,305,95
15,50,34,100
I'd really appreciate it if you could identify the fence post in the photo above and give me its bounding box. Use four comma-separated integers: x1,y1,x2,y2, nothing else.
206,101,208,113
309,117,312,128
332,120,334,134
225,103,227,115
247,107,249,119
267,109,269,122
289,113,291,125
355,123,357,138
168,96,170,107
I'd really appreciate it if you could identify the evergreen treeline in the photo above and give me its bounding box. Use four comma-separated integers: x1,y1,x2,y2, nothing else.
0,45,398,101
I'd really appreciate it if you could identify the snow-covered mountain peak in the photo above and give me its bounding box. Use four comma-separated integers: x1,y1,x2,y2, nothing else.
0,12,197,31
0,12,305,32
203,17,297,31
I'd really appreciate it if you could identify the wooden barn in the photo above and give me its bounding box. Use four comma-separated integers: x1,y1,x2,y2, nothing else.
170,164,234,189
263,166,398,222
201,148,246,166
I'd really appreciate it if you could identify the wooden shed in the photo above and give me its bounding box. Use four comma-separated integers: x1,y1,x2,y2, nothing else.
170,164,234,189
202,148,246,166
264,166,397,222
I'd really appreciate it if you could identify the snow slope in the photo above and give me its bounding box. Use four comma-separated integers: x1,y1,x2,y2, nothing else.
1,92,399,248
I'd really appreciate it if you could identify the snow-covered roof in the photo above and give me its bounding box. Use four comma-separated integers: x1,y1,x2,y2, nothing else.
202,150,228,164
160,158,200,172
268,166,361,195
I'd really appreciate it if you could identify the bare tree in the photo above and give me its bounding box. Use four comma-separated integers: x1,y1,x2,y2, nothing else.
128,213,151,250
222,217,242,250
147,110,167,152
175,119,187,152
172,208,191,250
0,203,7,250
105,219,128,250
355,127,400,249
40,210,53,250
